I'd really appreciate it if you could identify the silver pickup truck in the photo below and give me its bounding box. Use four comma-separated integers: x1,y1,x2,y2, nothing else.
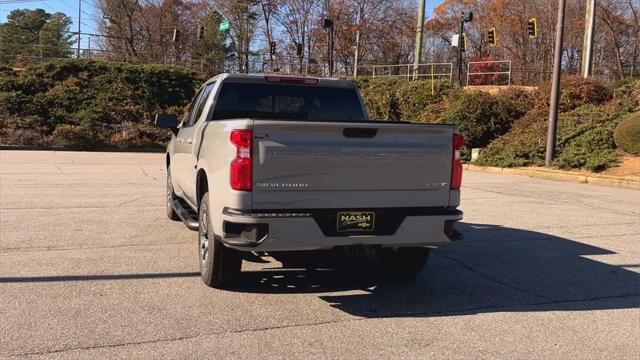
156,73,464,288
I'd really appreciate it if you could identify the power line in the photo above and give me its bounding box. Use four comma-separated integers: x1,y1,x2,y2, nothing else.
38,0,58,14
0,0,54,3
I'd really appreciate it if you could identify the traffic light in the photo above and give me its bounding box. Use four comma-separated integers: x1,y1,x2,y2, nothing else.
528,18,538,39
172,28,180,42
296,43,303,58
487,27,497,47
460,32,467,52
269,41,276,55
197,26,206,40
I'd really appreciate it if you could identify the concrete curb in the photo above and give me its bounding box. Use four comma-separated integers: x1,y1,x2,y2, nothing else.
465,164,640,190
0,145,165,153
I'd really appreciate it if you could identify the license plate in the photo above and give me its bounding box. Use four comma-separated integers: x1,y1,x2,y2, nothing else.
337,211,375,232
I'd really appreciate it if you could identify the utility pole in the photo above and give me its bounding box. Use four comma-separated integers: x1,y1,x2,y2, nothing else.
412,0,426,80
324,0,334,77
457,20,464,86
545,0,567,166
77,0,81,58
328,23,334,76
457,12,473,86
581,0,596,77
353,3,362,77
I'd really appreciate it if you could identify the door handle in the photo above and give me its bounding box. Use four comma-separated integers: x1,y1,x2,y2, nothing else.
343,128,378,138
187,138,193,144
177,137,183,143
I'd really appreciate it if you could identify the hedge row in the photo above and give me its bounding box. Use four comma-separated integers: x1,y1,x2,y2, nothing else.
0,60,637,172
354,78,535,150
0,60,204,148
476,78,640,171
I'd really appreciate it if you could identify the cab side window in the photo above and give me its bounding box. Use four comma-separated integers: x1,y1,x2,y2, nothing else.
182,87,205,127
186,82,216,127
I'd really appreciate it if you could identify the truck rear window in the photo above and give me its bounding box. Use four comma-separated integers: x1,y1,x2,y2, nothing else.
211,82,367,121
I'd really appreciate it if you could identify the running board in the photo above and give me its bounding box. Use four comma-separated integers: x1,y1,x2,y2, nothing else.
171,199,199,231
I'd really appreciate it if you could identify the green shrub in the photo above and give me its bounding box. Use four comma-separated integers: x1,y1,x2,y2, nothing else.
0,68,18,91
354,77,402,120
477,104,625,172
554,127,617,171
50,124,94,147
107,122,169,148
614,112,640,155
560,76,612,111
584,150,618,172
534,76,613,112
0,115,49,146
440,89,530,149
395,80,452,121
351,77,454,121
0,59,202,148
0,91,30,114
475,108,548,167
612,79,640,112
494,87,535,115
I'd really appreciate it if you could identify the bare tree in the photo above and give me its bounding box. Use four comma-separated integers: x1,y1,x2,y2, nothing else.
273,0,320,72
214,0,260,73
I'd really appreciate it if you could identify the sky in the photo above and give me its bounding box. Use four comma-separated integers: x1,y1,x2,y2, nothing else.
0,0,441,51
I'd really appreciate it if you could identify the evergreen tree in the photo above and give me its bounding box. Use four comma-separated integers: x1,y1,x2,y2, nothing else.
193,11,232,73
0,8,75,66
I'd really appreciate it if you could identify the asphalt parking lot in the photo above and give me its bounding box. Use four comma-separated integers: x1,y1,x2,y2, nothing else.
1,150,638,359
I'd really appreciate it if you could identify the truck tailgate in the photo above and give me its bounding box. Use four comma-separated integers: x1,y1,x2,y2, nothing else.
252,120,455,209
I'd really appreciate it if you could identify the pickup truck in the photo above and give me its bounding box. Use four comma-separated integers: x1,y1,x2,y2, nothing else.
155,73,464,288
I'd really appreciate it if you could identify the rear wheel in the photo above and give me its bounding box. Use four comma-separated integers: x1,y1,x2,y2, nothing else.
166,167,180,221
375,247,430,277
198,192,242,288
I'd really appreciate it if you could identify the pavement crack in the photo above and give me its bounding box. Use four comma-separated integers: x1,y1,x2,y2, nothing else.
9,318,358,357
464,185,639,218
10,333,204,357
116,196,147,207
54,153,76,164
139,165,157,180
0,205,162,211
436,252,558,302
9,293,640,357
0,241,186,254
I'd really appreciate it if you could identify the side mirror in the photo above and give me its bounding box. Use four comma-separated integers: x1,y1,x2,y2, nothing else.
155,114,178,135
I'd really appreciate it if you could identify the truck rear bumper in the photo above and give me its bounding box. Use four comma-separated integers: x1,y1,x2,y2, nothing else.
219,208,463,252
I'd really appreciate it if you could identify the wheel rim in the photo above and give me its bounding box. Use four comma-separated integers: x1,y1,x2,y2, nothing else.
199,205,209,272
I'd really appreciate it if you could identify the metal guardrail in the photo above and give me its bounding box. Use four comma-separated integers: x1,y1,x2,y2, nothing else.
467,60,512,86
358,63,453,83
4,48,634,85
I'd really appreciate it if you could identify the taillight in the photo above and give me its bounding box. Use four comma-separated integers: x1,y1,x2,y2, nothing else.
451,133,464,190
230,129,252,191
264,76,319,85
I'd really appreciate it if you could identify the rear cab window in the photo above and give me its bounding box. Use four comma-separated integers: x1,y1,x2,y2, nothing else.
211,81,367,122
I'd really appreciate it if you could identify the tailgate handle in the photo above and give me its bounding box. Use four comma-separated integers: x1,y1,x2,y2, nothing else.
343,128,378,138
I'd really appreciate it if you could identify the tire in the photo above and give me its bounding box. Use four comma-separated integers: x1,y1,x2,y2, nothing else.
198,192,242,288
375,247,430,277
166,167,180,221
